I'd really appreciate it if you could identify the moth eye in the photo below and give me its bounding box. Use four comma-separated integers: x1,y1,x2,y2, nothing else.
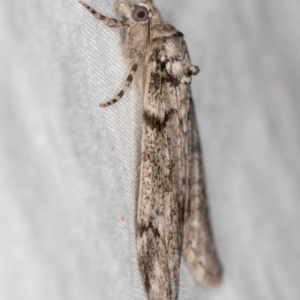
132,5,149,22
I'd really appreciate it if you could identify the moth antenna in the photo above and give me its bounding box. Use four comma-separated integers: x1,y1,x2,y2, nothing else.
79,1,129,28
100,62,139,107
142,17,152,97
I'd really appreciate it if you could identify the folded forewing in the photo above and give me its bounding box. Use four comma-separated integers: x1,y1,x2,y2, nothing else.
137,60,185,300
183,100,222,286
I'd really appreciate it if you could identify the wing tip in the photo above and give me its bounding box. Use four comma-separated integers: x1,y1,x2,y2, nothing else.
184,255,223,288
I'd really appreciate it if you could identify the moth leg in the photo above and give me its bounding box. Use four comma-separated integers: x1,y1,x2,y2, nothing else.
79,1,129,29
100,62,139,107
180,65,200,84
188,65,200,76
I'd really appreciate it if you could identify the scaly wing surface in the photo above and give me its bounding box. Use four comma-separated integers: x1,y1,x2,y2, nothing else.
183,99,222,286
137,59,185,300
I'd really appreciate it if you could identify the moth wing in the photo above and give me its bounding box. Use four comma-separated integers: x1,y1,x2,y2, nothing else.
183,99,222,286
137,61,184,300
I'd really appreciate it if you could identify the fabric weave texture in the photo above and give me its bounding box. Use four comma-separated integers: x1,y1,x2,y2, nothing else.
0,0,300,299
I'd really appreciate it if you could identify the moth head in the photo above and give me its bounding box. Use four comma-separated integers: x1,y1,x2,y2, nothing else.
130,1,161,23
132,5,149,23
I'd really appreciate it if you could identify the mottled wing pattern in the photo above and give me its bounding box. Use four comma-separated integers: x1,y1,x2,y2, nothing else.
79,0,222,298
182,99,222,286
137,58,185,300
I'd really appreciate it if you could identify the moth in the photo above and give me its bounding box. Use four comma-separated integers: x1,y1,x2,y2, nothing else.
79,1,222,299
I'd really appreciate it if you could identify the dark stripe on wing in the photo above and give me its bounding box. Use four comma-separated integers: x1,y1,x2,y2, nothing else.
143,109,177,131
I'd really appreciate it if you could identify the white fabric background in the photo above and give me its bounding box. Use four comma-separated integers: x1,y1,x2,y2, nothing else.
1,0,300,299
